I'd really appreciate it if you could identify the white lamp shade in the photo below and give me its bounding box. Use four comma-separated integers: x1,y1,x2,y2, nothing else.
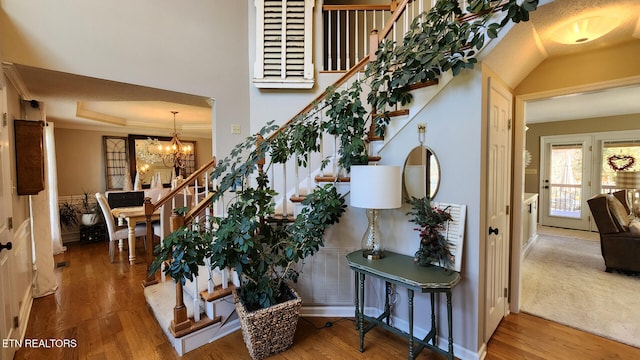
350,165,402,209
616,171,640,189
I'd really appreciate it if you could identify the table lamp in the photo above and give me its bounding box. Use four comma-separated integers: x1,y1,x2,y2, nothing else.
615,171,640,218
350,165,401,259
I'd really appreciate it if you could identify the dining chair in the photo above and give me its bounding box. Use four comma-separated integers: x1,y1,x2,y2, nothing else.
95,192,149,263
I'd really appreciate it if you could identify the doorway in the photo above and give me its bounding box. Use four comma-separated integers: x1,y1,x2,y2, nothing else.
539,135,592,231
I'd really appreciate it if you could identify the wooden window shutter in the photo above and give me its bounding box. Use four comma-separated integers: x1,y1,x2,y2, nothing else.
254,0,314,89
14,120,45,195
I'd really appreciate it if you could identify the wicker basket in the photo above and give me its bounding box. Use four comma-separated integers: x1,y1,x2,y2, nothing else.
233,286,302,360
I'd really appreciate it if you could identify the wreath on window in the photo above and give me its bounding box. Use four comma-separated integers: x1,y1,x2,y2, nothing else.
607,155,635,171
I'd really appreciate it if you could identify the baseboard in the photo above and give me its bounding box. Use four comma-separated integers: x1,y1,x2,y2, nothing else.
300,305,359,318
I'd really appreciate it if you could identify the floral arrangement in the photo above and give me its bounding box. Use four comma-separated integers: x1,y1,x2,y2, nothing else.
406,196,453,268
607,154,635,171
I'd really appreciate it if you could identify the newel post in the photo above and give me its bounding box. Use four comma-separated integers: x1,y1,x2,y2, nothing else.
369,29,379,62
169,209,191,336
143,197,158,287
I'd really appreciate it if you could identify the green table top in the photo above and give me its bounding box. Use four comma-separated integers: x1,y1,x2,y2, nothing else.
347,250,461,291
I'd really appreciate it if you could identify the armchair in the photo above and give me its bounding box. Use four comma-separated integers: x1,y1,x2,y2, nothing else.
587,190,640,273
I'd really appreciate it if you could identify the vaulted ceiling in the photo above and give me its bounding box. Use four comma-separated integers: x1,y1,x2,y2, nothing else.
5,0,640,133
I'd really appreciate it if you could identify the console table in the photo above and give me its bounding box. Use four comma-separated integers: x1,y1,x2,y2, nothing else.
346,250,461,360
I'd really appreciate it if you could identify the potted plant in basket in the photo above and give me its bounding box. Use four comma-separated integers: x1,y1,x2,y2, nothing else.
150,124,346,360
407,196,454,268
207,126,346,359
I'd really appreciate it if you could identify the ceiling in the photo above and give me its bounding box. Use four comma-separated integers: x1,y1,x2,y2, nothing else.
520,0,640,123
4,0,640,132
5,63,213,137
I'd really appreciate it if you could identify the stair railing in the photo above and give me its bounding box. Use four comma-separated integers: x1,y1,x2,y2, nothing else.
143,157,217,335
264,0,423,211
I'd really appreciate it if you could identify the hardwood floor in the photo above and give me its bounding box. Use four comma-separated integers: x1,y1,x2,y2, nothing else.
14,241,640,359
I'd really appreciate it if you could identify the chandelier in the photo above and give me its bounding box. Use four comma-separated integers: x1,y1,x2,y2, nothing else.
137,111,193,176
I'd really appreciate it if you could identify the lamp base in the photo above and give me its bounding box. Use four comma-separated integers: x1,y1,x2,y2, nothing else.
362,249,384,260
361,209,385,260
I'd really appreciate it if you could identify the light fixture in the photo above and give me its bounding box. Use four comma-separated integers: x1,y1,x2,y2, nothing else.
550,15,620,45
615,171,640,218
350,165,401,260
137,111,193,177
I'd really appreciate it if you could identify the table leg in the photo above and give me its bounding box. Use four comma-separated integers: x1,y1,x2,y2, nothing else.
359,273,365,352
127,221,136,265
408,288,414,360
384,281,391,325
430,292,436,346
354,272,360,330
446,291,454,360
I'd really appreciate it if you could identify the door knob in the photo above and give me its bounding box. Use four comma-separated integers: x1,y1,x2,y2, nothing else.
488,227,499,235
0,241,12,252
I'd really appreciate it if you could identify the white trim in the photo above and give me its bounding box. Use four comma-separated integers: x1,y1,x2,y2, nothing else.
253,79,314,89
1,62,32,99
300,305,358,318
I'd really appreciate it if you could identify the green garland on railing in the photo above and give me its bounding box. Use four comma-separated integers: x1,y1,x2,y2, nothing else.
366,0,538,136
271,0,539,171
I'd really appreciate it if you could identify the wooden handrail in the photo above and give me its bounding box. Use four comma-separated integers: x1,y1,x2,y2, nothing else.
322,5,391,11
144,157,217,286
150,156,217,212
269,0,411,141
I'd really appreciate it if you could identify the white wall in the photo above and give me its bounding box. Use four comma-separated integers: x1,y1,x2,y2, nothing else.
377,70,484,355
246,1,486,355
0,0,250,160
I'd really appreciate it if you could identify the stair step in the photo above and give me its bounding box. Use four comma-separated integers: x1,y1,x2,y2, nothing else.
268,214,296,223
200,283,235,303
368,155,381,162
171,316,222,338
373,109,410,119
408,79,439,91
315,175,351,183
290,195,307,203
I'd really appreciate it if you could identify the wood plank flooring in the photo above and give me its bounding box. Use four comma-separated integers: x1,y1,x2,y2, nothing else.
14,241,640,359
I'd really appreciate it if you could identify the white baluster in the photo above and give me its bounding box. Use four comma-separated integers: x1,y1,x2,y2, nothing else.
294,152,300,197
373,9,377,30
307,153,312,197
355,9,359,64
328,11,333,71
364,11,368,61
333,135,338,178
337,10,342,71
319,104,325,177
282,163,288,217
346,10,350,69
193,274,200,322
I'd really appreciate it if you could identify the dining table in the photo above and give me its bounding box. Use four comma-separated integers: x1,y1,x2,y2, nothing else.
111,206,160,264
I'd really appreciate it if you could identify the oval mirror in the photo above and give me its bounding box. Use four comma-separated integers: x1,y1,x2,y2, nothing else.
403,146,440,199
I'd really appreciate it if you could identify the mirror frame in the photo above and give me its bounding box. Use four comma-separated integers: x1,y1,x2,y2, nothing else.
127,134,197,188
402,145,440,200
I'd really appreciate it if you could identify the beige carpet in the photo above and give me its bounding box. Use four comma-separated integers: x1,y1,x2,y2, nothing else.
521,233,640,348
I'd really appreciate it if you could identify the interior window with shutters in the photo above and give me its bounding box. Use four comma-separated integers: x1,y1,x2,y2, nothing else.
254,0,315,89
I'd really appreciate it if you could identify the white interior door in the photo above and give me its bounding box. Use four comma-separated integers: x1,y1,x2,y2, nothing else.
0,83,17,360
485,78,512,342
540,135,592,230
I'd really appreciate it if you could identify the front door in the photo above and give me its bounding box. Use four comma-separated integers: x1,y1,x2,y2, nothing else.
0,82,17,360
485,78,512,341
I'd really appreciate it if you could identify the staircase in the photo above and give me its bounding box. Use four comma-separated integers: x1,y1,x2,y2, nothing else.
141,0,537,355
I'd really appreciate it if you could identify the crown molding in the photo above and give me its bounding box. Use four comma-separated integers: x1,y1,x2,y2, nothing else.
76,101,127,126
2,62,33,99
